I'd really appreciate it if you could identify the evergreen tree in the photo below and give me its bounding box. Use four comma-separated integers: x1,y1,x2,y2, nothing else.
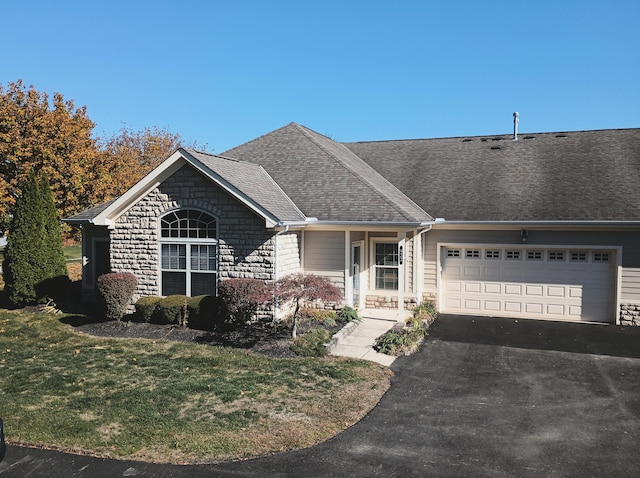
40,174,67,279
3,170,47,305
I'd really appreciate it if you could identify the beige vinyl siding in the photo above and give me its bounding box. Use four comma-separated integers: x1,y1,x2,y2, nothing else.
405,232,414,294
621,268,640,302
423,228,640,303
304,230,345,292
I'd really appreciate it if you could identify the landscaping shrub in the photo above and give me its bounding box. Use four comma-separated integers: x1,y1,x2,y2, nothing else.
413,301,437,324
160,295,189,327
218,278,271,327
374,308,430,356
337,306,360,324
96,272,137,321
290,329,331,357
187,295,221,330
135,296,162,322
295,307,338,326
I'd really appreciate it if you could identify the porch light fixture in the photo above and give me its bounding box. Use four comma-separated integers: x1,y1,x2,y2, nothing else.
520,229,528,243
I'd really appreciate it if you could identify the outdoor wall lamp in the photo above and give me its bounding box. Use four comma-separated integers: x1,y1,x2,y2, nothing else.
521,229,528,243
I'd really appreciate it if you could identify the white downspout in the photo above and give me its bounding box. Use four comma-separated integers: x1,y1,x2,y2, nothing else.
415,224,433,305
273,225,290,320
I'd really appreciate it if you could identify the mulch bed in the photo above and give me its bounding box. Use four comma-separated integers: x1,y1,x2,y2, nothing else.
69,316,344,359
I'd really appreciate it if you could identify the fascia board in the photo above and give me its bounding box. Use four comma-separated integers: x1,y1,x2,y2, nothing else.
433,220,640,231
298,220,435,231
91,150,187,226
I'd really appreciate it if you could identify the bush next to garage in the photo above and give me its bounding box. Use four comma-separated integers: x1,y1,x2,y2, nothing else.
374,301,437,356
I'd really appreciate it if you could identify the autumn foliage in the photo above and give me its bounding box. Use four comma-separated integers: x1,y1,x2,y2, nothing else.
0,80,200,237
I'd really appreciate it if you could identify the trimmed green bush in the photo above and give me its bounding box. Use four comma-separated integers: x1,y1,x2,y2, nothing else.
187,295,220,330
96,272,137,321
160,295,189,327
290,329,331,357
337,306,360,324
135,296,162,322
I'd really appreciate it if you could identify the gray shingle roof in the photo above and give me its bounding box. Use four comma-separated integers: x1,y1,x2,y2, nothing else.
183,149,306,223
65,198,117,223
222,123,432,223
344,128,640,221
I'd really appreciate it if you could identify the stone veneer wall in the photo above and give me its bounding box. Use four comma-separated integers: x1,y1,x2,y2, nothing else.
110,165,276,305
276,231,301,278
619,304,640,326
365,294,417,311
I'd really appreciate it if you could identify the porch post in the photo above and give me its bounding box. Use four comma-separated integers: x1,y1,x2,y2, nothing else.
344,230,351,306
398,231,406,320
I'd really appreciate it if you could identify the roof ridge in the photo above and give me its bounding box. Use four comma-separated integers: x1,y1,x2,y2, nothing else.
343,127,640,145
296,125,432,222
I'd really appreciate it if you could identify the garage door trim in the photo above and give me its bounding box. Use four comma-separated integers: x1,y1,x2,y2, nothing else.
436,242,622,323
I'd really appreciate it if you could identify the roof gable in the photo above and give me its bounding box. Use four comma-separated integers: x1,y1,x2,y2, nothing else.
223,123,432,224
66,149,306,227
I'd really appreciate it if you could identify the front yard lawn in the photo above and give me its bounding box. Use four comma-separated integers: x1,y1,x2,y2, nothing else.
0,310,391,464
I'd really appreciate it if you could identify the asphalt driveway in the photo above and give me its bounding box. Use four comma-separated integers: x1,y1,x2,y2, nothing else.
2,315,640,477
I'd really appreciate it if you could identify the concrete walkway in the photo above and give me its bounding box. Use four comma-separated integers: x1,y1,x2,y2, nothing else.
328,308,410,366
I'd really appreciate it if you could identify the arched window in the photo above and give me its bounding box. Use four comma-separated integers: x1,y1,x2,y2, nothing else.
159,209,218,296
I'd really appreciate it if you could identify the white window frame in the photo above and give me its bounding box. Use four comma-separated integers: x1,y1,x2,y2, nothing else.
159,209,219,297
370,238,400,291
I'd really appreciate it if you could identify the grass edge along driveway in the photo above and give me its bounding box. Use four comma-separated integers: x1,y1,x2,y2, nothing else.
0,310,391,464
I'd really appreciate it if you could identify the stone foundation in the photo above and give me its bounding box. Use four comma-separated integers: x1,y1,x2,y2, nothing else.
619,304,640,326
365,295,417,311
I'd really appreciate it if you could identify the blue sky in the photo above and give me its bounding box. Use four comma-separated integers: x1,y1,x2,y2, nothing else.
2,0,638,152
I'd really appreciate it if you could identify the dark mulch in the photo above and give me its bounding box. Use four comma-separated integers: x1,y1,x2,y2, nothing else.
66,315,344,359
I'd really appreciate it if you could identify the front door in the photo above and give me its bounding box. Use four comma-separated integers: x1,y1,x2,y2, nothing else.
351,241,364,308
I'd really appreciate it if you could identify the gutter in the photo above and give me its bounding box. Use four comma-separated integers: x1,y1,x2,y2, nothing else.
274,218,444,229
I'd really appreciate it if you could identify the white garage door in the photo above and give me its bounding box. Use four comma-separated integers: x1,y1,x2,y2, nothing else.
441,246,616,323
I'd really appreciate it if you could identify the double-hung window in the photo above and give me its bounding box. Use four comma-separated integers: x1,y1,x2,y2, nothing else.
159,209,218,296
374,242,399,290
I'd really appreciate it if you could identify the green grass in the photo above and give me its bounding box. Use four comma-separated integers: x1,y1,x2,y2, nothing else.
0,244,82,264
0,310,391,463
63,244,82,263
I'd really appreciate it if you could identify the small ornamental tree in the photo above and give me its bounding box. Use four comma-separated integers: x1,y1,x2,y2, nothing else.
276,274,343,338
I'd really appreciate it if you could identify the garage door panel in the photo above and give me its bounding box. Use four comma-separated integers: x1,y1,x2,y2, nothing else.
484,283,501,294
441,245,615,323
464,282,481,293
525,285,544,296
445,281,462,293
464,265,481,277
484,300,501,311
524,302,544,314
569,287,582,298
505,284,523,295
504,302,522,313
546,304,566,315
464,299,481,310
546,286,566,298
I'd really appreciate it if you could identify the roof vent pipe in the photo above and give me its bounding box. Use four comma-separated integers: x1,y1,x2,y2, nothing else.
513,112,519,141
